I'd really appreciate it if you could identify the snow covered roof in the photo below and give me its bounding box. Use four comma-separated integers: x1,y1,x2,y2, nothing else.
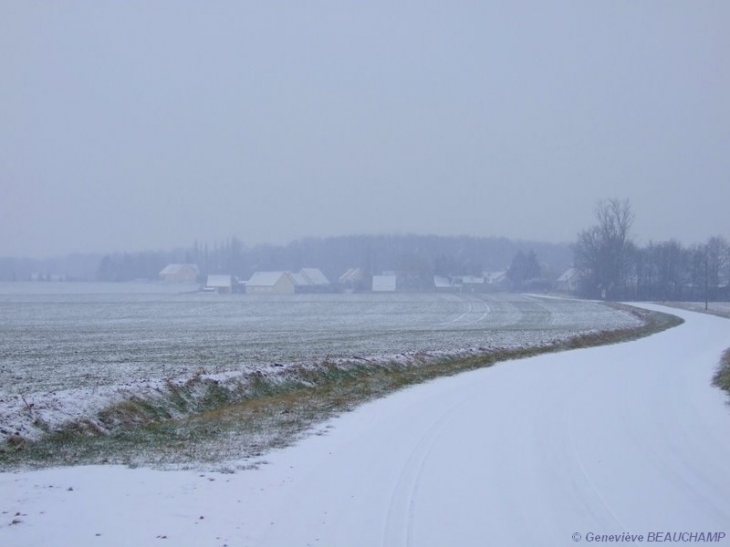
206,274,232,288
461,276,485,284
557,268,579,282
484,271,506,284
159,263,198,275
300,268,330,285
339,268,364,283
247,271,290,287
291,273,310,286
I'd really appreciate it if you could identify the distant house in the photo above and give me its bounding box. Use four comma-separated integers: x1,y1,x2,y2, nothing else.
484,271,507,285
556,268,581,293
206,274,233,293
339,268,364,284
433,275,457,291
339,268,367,292
293,268,331,293
459,275,485,292
372,275,397,292
300,268,329,286
246,271,296,295
290,272,310,289
160,263,199,283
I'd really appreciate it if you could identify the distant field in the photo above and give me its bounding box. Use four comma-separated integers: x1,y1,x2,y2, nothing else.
0,283,640,396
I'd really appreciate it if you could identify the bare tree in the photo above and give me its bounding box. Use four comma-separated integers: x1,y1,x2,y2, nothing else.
574,198,635,299
705,236,729,301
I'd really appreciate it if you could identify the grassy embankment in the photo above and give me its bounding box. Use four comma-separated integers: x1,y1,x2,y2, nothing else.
0,304,682,471
713,348,730,395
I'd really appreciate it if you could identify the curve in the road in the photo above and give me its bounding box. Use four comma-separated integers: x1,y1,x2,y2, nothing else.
2,304,728,547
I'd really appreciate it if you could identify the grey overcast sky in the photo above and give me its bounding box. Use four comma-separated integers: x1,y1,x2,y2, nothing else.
1,1,728,257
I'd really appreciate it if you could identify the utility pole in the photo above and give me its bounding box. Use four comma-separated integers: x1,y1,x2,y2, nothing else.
705,250,709,311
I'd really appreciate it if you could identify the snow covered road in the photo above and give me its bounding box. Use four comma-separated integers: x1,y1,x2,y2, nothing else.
2,304,729,546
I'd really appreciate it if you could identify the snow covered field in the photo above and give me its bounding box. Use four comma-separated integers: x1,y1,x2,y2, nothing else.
0,283,643,443
0,305,728,546
0,283,639,394
0,282,638,396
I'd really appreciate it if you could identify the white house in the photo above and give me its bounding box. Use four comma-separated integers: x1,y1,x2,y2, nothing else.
339,268,364,284
339,268,366,291
484,271,507,285
299,268,330,286
372,275,397,292
246,271,296,295
206,274,233,293
556,268,581,293
434,276,456,290
291,268,331,293
160,264,199,283
290,272,310,288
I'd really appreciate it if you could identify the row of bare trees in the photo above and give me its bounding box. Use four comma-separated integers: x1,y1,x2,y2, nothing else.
574,199,729,301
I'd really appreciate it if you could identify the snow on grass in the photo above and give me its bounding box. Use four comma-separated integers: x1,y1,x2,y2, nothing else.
0,284,642,447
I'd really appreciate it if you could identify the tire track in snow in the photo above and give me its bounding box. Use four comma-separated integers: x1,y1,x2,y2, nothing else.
440,295,491,326
381,392,476,546
564,397,630,533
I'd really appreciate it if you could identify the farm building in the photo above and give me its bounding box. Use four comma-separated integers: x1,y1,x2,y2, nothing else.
458,275,486,292
299,268,330,287
484,271,507,285
159,263,199,283
291,268,331,293
556,268,581,293
206,274,233,293
339,268,367,292
339,268,364,284
372,275,397,292
434,276,457,291
290,272,309,288
246,271,296,295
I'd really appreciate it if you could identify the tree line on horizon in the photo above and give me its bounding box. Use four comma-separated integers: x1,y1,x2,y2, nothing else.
574,198,729,302
0,234,572,287
2,209,728,303
94,234,572,289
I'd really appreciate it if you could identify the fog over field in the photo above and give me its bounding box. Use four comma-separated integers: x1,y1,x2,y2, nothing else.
2,2,729,257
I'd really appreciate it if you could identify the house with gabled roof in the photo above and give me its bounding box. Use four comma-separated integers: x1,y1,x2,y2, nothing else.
206,274,233,293
338,268,367,292
301,268,329,286
294,268,331,293
246,271,296,295
434,275,457,291
290,272,310,288
159,263,199,283
484,271,507,285
555,268,581,293
339,268,363,284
